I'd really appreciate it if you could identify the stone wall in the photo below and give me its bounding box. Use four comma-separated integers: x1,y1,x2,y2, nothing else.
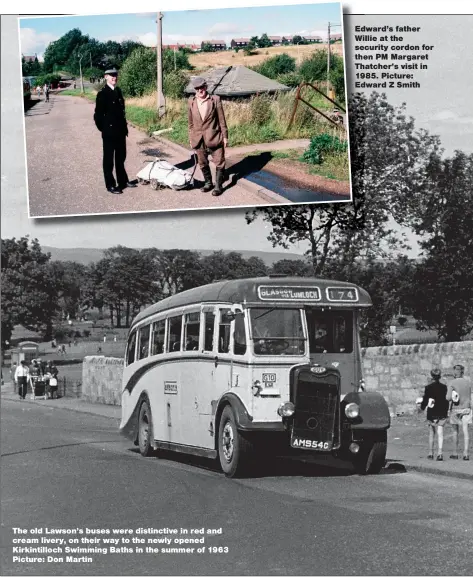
81,342,473,414
362,341,473,416
82,356,124,405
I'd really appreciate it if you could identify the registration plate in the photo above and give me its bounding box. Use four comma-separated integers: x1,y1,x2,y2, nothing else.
291,437,332,451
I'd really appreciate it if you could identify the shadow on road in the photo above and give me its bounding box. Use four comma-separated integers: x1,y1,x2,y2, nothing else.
25,97,55,117
128,446,405,479
225,151,273,192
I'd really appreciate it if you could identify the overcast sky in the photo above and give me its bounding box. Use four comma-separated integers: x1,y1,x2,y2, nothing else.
19,4,342,60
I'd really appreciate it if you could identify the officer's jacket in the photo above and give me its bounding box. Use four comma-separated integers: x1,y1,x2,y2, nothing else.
188,95,228,149
94,84,128,138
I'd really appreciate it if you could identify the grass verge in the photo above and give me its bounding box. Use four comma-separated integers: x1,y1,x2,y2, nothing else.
58,89,97,102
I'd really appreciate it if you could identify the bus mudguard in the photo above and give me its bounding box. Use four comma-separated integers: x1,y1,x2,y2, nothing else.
342,391,391,430
216,393,285,432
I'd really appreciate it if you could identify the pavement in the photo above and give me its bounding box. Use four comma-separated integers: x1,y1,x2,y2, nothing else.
2,381,471,480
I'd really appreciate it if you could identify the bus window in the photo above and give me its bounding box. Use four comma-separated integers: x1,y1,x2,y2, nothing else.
184,312,200,351
307,311,353,353
167,316,183,352
250,308,305,356
138,325,150,360
126,331,137,366
204,311,215,351
233,314,247,355
151,319,165,356
218,309,231,353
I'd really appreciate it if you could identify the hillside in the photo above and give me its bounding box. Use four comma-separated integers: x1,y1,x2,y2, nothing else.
189,43,343,69
43,246,306,267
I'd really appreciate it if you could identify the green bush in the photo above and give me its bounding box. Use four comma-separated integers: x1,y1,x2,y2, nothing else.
250,94,273,126
302,133,347,165
162,49,192,73
299,50,328,83
253,53,296,79
82,329,91,338
163,70,189,98
119,47,157,97
34,73,61,87
277,72,302,88
260,125,281,142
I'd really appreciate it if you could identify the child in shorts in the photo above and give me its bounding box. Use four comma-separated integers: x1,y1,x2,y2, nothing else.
420,369,449,461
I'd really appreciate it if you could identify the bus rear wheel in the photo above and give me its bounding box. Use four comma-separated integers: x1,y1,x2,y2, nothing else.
218,406,253,478
353,440,387,475
138,399,155,457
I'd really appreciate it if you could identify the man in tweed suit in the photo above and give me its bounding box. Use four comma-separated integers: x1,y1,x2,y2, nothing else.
188,76,228,196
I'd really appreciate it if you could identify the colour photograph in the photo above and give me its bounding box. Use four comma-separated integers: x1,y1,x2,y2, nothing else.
19,2,351,218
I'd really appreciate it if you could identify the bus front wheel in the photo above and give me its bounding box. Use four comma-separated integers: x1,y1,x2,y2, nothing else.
218,406,252,478
353,440,387,475
138,399,155,457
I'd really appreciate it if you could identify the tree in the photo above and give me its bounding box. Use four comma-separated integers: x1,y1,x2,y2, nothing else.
1,237,60,347
201,43,215,53
292,35,304,45
144,249,204,300
270,259,312,277
22,55,42,76
49,261,88,320
118,47,156,97
43,28,86,72
409,151,473,341
99,246,158,327
255,53,296,79
246,92,442,278
257,33,272,48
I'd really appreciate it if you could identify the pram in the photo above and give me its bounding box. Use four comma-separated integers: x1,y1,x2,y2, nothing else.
30,376,47,399
136,156,197,191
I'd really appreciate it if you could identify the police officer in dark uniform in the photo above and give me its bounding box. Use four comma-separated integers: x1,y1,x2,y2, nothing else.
94,68,137,194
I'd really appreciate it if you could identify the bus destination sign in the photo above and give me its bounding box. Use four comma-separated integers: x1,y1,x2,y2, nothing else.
258,286,321,302
326,287,359,302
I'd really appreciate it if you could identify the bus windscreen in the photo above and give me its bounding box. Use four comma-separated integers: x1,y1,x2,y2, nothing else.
250,308,305,355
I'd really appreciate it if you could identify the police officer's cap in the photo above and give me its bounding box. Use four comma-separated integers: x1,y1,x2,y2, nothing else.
104,68,118,76
191,76,207,89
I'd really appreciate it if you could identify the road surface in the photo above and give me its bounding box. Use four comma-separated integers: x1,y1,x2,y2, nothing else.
24,95,277,218
2,400,472,576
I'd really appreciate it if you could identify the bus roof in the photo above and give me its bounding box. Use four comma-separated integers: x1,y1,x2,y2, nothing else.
131,276,372,328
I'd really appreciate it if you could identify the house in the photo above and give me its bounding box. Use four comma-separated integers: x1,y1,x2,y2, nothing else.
201,40,227,51
268,36,282,45
231,38,250,49
185,65,291,98
22,54,37,62
282,35,294,44
303,35,323,43
330,33,343,42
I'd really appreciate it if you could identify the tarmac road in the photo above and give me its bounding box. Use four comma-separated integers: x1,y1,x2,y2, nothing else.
24,95,274,218
2,399,472,576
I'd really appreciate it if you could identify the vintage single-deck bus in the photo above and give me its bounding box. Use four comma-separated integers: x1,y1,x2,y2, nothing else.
120,276,390,477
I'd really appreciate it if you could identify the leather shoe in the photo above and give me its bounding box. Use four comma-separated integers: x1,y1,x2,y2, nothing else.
121,180,138,188
107,186,123,194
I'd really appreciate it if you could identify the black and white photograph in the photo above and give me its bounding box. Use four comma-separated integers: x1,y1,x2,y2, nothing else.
2,3,473,577
20,2,351,218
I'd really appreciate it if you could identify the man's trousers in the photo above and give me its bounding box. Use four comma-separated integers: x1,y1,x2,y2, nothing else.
102,135,129,189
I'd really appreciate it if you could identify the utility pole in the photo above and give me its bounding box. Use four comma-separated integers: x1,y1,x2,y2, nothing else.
173,47,177,71
79,53,85,94
327,22,331,97
156,11,166,117
90,52,92,69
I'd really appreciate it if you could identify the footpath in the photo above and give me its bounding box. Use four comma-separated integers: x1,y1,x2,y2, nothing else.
2,382,471,480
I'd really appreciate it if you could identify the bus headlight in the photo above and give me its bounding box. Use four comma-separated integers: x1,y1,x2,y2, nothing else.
345,402,360,419
277,402,295,417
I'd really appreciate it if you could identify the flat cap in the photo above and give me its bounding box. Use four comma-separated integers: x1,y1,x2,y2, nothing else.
104,68,118,75
190,76,207,89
